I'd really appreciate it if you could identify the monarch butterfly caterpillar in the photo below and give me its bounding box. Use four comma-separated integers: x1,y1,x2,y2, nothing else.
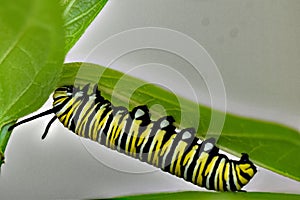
10,84,257,192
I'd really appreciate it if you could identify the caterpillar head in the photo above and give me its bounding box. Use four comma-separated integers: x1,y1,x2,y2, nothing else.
53,85,75,100
53,85,103,104
235,153,257,189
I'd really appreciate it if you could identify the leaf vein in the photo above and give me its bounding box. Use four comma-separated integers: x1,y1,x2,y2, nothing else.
0,31,26,65
64,1,101,27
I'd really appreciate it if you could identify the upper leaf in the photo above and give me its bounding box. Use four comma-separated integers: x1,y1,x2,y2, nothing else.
0,0,65,153
0,0,65,126
0,0,109,166
62,0,108,53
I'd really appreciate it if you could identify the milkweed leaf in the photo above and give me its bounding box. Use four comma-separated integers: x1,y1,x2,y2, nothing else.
58,62,300,182
0,0,64,164
62,0,108,53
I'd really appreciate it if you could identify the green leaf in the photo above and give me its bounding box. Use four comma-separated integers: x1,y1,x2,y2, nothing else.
0,0,108,167
58,62,300,182
110,191,300,200
0,0,64,162
62,0,108,53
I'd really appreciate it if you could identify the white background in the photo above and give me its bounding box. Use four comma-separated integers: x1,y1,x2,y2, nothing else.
1,0,300,199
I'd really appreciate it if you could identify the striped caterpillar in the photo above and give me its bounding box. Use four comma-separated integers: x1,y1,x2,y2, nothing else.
10,84,257,191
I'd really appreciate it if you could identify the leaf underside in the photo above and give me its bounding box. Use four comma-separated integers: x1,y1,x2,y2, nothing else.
58,62,300,182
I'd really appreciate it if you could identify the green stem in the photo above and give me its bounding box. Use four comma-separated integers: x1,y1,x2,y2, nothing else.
0,121,15,166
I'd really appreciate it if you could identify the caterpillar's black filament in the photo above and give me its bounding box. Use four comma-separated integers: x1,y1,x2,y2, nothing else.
11,84,257,191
